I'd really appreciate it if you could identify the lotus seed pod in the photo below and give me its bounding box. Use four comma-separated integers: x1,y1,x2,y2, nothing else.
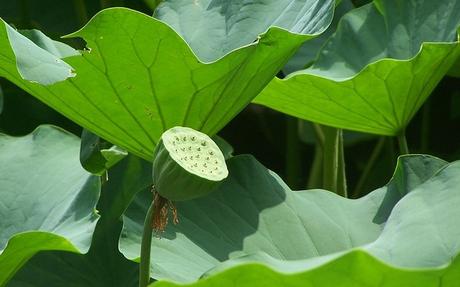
152,126,229,201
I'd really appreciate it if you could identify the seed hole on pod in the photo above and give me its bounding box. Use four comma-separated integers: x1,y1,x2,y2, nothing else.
201,142,206,146
182,136,186,141
191,136,196,141
209,151,214,155
197,147,201,151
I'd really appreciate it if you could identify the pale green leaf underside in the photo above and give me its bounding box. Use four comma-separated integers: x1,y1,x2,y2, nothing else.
0,3,334,161
150,156,460,286
2,23,76,85
7,155,153,287
120,154,455,284
254,0,460,135
283,0,355,74
155,0,335,62
0,126,100,286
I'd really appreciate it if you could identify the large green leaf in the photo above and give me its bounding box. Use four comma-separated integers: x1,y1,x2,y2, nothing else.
283,0,355,74
120,154,448,283
0,2,334,160
254,0,460,136
0,125,100,286
155,0,334,62
7,155,152,287
150,157,460,286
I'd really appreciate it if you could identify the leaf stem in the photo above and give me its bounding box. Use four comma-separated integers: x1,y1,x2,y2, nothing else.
73,0,89,26
336,131,347,197
397,131,409,155
352,137,385,198
319,125,347,196
285,117,301,188
307,145,323,189
322,126,339,193
312,123,325,147
139,194,156,287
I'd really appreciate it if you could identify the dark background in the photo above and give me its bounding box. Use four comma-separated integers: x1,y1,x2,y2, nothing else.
1,0,459,197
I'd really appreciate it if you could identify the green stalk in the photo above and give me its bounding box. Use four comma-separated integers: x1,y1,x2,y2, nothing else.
285,117,301,188
307,123,325,189
312,123,325,147
397,131,409,155
318,125,347,196
322,126,340,193
73,0,89,26
139,199,155,287
307,145,323,189
336,130,347,197
352,137,385,198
